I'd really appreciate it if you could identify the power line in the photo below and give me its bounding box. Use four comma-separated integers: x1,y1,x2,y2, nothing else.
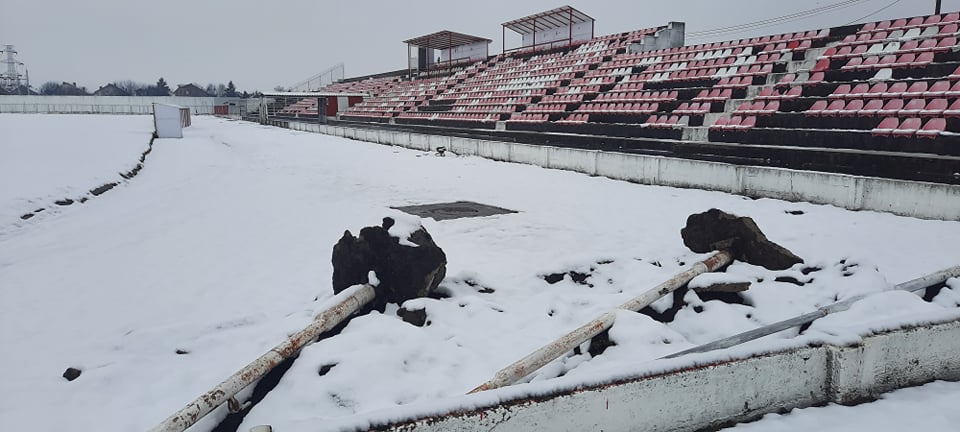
686,0,871,40
845,0,907,25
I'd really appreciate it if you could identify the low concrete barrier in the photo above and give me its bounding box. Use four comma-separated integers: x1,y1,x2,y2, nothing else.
369,319,960,432
284,121,959,221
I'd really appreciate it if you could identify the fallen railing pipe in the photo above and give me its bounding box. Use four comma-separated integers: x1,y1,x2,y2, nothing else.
468,250,733,394
663,265,960,359
149,284,377,432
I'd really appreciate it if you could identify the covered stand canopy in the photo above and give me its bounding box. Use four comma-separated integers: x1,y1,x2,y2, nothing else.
502,5,595,53
404,30,491,77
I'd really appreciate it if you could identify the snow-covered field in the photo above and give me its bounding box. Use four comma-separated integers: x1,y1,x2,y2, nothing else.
0,115,958,431
0,114,153,228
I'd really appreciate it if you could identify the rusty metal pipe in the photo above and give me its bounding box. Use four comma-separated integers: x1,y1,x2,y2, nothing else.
149,284,377,432
468,250,733,393
663,265,960,359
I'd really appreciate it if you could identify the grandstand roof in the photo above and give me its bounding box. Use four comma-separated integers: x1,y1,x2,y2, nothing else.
403,30,492,51
502,5,594,34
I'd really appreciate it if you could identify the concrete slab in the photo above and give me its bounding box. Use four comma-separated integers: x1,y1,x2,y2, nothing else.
392,201,517,221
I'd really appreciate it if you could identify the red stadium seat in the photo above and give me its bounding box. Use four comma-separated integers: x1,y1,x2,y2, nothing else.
710,116,730,130
891,117,922,137
829,84,852,99
823,99,846,116
916,118,946,138
944,100,960,118
848,83,870,98
807,100,828,116
911,52,935,67
925,81,950,98
884,82,908,98
839,99,864,117
878,99,905,116
867,82,889,97
903,82,928,98
872,117,899,136
860,99,884,116
920,99,948,117
900,99,926,116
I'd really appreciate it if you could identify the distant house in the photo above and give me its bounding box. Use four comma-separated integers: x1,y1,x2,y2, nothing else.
173,84,210,97
93,83,129,96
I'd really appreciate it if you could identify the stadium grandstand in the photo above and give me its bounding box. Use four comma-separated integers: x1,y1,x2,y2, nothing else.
258,5,960,184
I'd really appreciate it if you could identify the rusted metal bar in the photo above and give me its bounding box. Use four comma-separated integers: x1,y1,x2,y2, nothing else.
663,265,960,359
149,284,377,432
468,250,734,393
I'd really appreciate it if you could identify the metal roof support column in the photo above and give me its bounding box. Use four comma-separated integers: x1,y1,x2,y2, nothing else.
532,17,537,53
568,7,573,48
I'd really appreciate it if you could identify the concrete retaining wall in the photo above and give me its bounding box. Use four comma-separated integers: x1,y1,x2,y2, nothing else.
375,320,960,432
0,95,234,114
284,121,960,220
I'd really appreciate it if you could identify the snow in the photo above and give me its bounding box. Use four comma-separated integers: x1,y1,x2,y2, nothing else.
0,114,153,229
0,115,958,432
724,380,960,432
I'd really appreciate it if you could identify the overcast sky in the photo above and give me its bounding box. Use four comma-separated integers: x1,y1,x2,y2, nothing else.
2,0,956,92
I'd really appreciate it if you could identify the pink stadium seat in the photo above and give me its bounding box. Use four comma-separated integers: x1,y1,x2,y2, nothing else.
870,55,893,68
925,81,951,98
777,74,796,87
891,117,922,137
924,15,943,25
916,118,947,138
944,100,960,118
820,47,837,58
710,116,730,130
843,57,863,70
848,83,870,98
861,99,884,116
878,99,905,116
823,99,846,116
900,99,926,116
884,82,908,98
756,87,776,100
812,58,831,72
903,82,928,98
920,99,948,117
872,117,899,136
840,99,864,117
807,72,825,84
759,101,779,116
867,82,889,97
737,116,757,130
893,53,917,68
945,12,960,22
935,37,957,52
861,22,877,32
829,84,852,99
891,18,908,29
912,52,935,67
835,46,854,57
782,86,803,99
807,100,828,116
900,40,920,52
940,23,958,34
947,81,960,98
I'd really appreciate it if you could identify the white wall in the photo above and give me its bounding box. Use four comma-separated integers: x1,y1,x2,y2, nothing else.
441,41,488,62
372,320,960,432
0,95,220,114
521,21,593,49
287,121,960,221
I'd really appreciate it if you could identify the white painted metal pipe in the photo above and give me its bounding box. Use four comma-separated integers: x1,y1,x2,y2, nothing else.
663,265,960,359
149,284,377,432
468,250,733,393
